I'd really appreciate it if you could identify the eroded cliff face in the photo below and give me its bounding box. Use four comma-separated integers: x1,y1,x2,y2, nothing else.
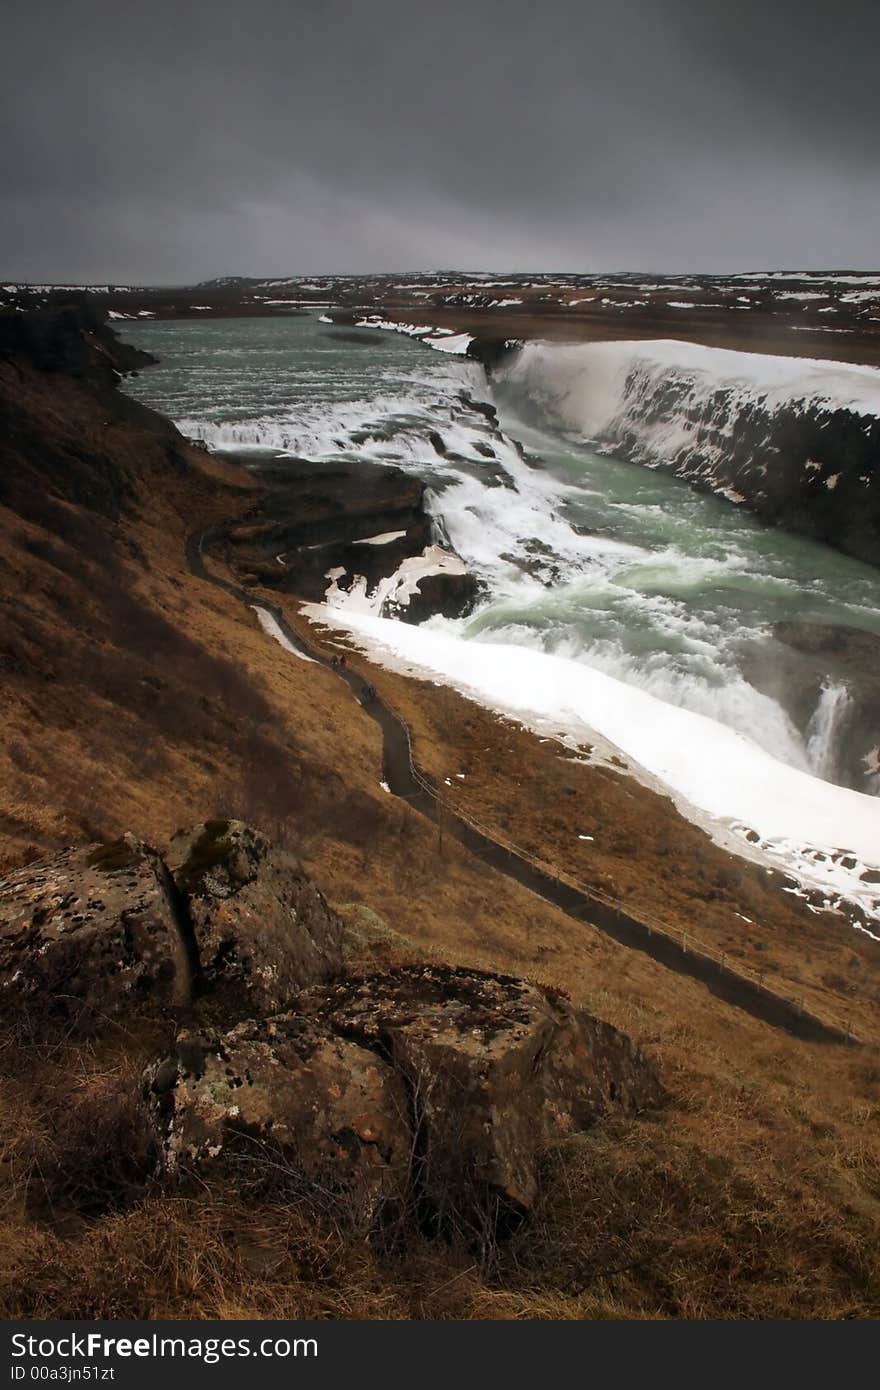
0,301,156,389
490,339,880,567
212,456,480,621
210,458,429,593
743,623,880,797
0,303,177,525
609,387,880,567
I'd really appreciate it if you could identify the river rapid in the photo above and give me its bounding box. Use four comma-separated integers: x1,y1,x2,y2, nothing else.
120,313,880,927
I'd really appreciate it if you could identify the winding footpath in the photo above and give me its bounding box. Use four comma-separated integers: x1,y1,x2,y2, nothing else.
188,528,857,1046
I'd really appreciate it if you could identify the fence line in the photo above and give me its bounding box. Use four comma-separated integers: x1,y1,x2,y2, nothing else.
235,584,868,1049
374,672,865,1047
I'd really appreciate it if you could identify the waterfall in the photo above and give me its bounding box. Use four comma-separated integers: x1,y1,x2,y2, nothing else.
805,681,852,783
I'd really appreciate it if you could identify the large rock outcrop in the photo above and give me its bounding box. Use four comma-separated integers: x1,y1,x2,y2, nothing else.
2,824,664,1234
145,1015,411,1222
145,965,664,1228
0,305,188,532
491,340,880,569
0,303,156,386
210,458,480,622
0,835,195,1013
0,821,343,1019
166,819,344,1015
296,965,664,1215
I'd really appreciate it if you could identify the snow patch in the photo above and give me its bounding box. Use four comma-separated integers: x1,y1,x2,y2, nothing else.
352,530,408,546
323,546,467,617
251,606,316,663
304,606,880,931
356,317,473,356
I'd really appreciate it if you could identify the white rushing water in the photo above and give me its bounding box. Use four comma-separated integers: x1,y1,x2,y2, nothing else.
805,682,852,784
306,605,880,931
119,315,880,930
496,338,880,441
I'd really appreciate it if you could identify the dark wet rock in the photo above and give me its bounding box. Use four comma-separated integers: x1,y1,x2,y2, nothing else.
0,834,194,1014
428,430,448,456
295,964,664,1216
144,1015,410,1218
467,337,522,372
743,622,880,793
166,819,343,1014
216,459,433,600
774,620,880,672
420,431,468,465
539,366,880,568
458,390,500,426
0,303,155,384
213,456,479,623
243,458,428,551
397,568,481,624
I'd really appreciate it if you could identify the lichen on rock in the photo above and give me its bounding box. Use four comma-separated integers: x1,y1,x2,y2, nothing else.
295,964,665,1217
142,961,664,1238
0,833,194,1014
144,1013,411,1223
166,818,344,1015
2,822,665,1238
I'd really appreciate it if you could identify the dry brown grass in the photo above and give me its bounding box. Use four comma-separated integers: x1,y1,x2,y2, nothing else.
371,301,880,370
1,989,879,1319
2,359,880,1318
332,646,880,1040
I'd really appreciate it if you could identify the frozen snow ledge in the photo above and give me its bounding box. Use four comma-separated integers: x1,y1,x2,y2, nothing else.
492,340,880,568
302,605,880,936
322,544,474,622
356,316,474,356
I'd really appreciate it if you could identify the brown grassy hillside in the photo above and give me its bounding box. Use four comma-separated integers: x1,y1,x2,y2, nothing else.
0,315,878,1319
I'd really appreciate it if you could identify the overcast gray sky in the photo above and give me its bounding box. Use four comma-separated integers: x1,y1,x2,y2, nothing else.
2,0,879,281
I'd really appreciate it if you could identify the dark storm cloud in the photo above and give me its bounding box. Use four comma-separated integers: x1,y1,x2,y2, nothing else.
2,0,879,279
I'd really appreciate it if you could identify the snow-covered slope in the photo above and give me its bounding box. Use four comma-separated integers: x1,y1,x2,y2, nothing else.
307,601,880,933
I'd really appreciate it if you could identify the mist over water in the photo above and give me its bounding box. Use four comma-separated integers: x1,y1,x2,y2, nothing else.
121,314,880,795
